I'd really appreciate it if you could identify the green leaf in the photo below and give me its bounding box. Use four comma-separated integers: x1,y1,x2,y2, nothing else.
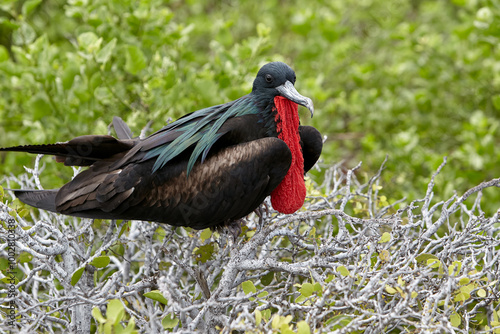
255,309,262,324
449,261,462,276
460,283,475,295
17,208,29,218
118,222,129,238
1,276,19,285
242,280,256,295
295,295,305,303
96,38,117,64
427,258,441,269
261,309,271,321
92,306,106,324
261,271,274,286
124,317,136,333
22,0,42,16
477,288,487,297
162,314,179,329
337,265,350,277
257,291,269,298
297,321,311,334
454,284,474,302
104,322,112,334
385,285,397,294
308,226,316,239
77,32,102,53
199,228,212,241
91,256,110,268
94,87,113,105
327,315,353,329
450,312,461,327
0,17,20,30
144,290,169,305
18,252,33,263
125,45,146,75
458,277,470,285
71,267,85,286
416,253,439,263
454,292,468,302
256,23,271,37
271,314,293,330
492,95,500,110
299,283,314,297
378,232,391,243
271,314,280,329
325,274,334,283
106,299,124,324
0,46,8,62
12,22,36,45
193,243,214,263
0,257,8,271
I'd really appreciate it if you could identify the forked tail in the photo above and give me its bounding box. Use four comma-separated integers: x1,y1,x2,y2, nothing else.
13,189,59,212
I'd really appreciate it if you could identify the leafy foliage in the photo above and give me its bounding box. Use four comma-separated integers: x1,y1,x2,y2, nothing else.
1,0,500,333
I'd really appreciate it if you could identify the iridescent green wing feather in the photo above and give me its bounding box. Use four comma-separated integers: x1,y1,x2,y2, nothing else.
142,95,258,175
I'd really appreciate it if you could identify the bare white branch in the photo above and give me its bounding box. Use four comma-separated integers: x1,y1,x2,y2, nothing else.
1,157,499,333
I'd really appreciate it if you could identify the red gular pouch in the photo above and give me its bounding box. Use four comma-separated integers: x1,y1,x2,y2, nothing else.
270,96,306,214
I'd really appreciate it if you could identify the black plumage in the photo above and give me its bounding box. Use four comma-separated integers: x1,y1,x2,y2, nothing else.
1,62,322,230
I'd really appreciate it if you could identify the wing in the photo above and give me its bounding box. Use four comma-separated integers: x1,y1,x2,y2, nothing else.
1,117,136,166
0,135,136,166
112,116,134,140
299,125,323,173
51,137,292,229
112,94,259,174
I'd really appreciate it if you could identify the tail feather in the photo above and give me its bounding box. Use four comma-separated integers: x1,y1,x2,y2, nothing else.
14,189,59,213
0,135,136,166
0,142,70,156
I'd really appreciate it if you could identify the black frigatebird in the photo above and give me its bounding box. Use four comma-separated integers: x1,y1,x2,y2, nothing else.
1,62,322,231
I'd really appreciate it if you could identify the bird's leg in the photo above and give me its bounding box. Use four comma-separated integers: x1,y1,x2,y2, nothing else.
254,201,270,231
254,206,264,228
226,219,244,242
212,219,244,244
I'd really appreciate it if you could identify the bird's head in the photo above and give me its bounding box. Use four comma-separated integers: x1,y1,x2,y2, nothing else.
252,62,313,214
252,62,314,117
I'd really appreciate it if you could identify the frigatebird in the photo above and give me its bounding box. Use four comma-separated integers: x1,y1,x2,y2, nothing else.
1,62,322,231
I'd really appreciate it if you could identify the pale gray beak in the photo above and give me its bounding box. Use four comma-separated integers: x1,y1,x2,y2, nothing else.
275,80,314,117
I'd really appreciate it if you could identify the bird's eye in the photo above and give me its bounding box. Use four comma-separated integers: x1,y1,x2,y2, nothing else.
265,74,273,83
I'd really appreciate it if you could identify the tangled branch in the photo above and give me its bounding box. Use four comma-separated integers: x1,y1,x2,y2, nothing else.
0,156,499,333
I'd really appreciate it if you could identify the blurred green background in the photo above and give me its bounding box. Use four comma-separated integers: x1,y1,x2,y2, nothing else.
0,0,499,211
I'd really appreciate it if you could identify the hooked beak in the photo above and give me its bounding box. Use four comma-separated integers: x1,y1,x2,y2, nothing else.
275,80,314,117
